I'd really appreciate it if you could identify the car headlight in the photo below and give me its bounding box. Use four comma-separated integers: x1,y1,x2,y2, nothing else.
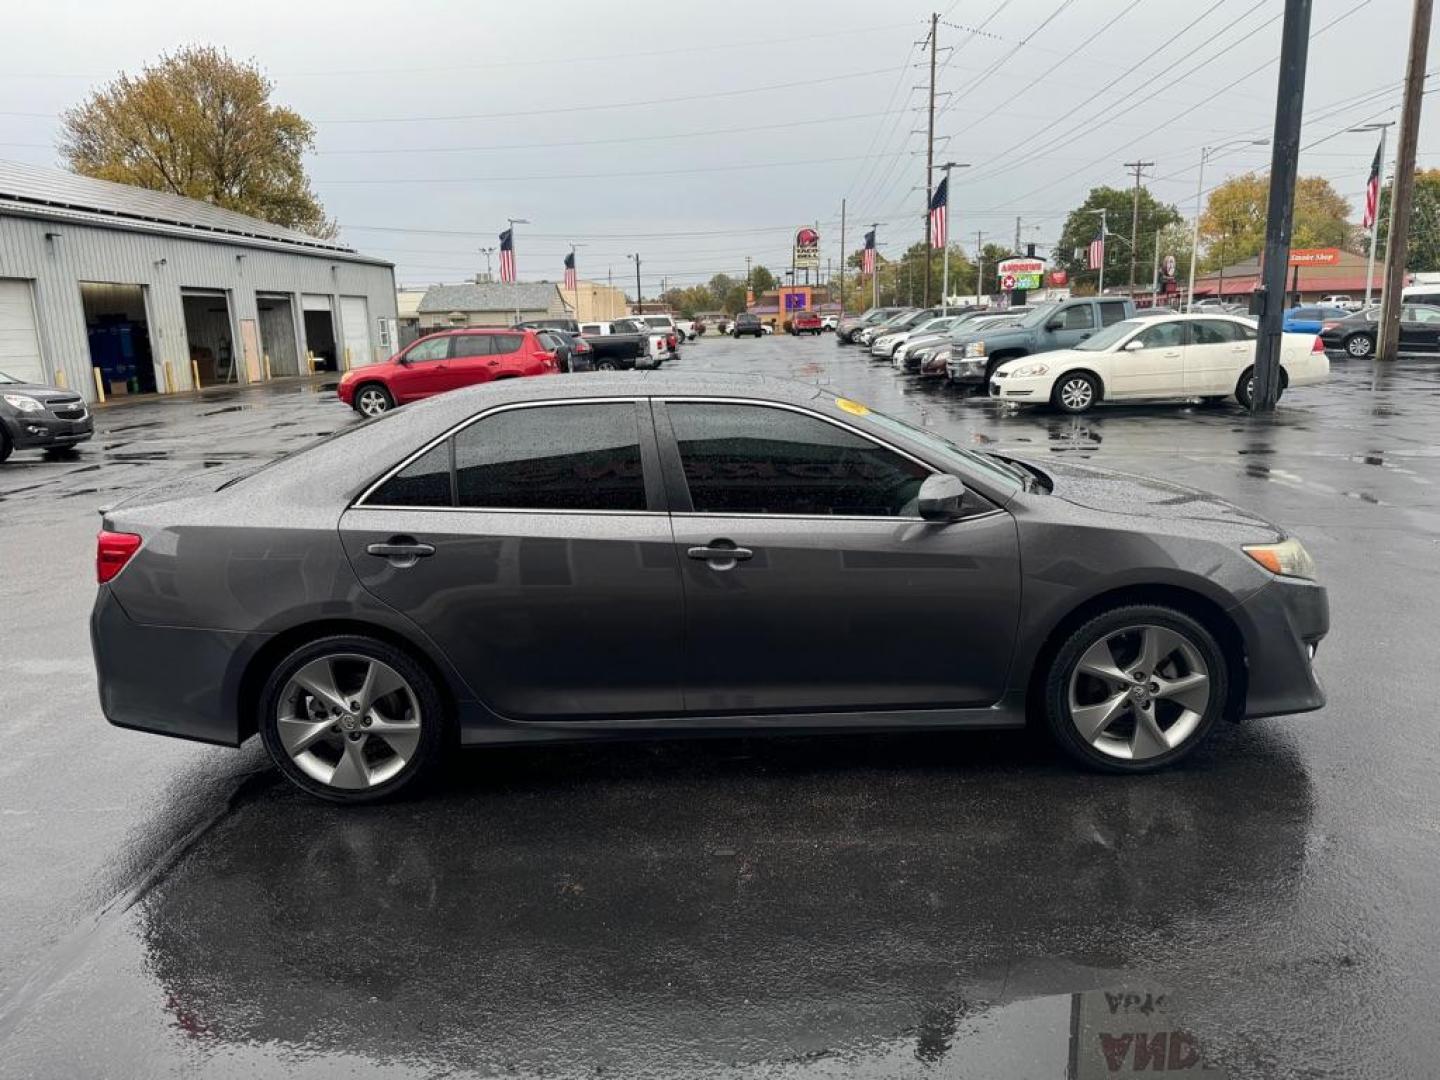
1010,362,1049,378
1243,537,1317,580
964,341,986,358
2,394,44,413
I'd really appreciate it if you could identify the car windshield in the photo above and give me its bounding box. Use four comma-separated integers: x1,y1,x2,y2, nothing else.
861,407,1026,493
1074,319,1144,351
0,370,21,384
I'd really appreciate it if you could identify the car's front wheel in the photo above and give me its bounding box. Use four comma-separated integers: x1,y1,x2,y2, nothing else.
259,635,447,804
1044,605,1228,773
1345,332,1375,358
595,358,620,371
1052,371,1100,413
354,383,394,417
1235,367,1283,409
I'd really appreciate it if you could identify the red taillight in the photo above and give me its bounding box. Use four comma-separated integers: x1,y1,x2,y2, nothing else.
1312,335,1326,353
97,530,142,584
667,334,677,349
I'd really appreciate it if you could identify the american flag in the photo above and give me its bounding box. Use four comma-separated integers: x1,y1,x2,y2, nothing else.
498,228,516,284
563,251,577,291
1087,226,1105,272
929,175,949,249
1363,141,1382,230
862,229,876,275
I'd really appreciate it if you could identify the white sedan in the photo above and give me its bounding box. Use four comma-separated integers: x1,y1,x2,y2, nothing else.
988,314,1328,413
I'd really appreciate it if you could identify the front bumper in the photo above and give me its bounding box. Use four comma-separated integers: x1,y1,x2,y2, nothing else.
988,374,1046,401
945,356,988,384
4,408,94,450
1235,577,1329,719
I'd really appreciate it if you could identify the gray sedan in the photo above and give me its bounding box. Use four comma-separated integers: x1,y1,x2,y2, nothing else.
91,373,1327,802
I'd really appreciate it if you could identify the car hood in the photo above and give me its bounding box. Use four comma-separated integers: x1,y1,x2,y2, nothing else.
0,381,82,401
1016,456,1281,539
996,347,1094,373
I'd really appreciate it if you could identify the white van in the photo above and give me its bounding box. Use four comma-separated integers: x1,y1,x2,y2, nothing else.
1401,285,1440,308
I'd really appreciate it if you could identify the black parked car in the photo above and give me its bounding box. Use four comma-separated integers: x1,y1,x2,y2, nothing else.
1317,303,1440,358
0,369,93,463
93,373,1327,803
541,329,594,373
731,313,763,338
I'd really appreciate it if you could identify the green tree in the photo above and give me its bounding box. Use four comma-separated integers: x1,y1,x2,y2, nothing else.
60,46,334,237
1056,186,1182,290
1198,173,1353,271
722,283,749,314
749,265,777,292
1370,169,1440,272
706,274,736,309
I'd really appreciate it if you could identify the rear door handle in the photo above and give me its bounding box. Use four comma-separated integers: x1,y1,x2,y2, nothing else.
687,544,753,567
366,538,435,566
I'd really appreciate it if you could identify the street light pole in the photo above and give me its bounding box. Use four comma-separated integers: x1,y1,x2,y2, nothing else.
629,254,642,315
479,246,494,281
933,161,971,315
506,217,529,323
1351,123,1395,308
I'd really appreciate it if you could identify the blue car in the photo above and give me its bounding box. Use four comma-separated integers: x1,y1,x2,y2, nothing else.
1284,305,1351,334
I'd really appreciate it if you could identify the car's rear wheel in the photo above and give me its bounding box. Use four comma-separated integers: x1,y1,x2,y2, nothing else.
354,383,394,417
259,635,447,804
1044,605,1228,773
595,358,619,371
1052,371,1099,413
1345,332,1375,358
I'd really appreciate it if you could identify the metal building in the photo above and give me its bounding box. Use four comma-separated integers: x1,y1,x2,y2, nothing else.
0,161,397,403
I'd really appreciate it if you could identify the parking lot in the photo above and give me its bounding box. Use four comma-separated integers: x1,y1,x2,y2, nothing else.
3,332,1440,1078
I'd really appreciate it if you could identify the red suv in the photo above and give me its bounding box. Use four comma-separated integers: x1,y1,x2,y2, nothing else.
338,328,561,416
790,312,823,335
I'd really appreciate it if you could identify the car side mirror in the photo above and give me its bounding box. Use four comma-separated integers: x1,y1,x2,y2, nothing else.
395,353,410,364
1046,319,1064,331
917,474,969,522
1123,339,1145,351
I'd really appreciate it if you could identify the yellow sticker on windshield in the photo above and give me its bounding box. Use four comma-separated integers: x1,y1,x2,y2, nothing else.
835,397,871,416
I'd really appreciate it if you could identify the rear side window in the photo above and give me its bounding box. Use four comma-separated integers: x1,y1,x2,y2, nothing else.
1191,320,1245,344
490,334,524,356
1099,302,1129,326
367,443,453,507
451,334,493,358
667,402,929,517
454,404,647,511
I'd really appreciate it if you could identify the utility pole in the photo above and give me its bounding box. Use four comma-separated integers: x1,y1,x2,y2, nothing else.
1123,161,1154,292
839,198,847,315
870,223,880,309
1152,230,1161,307
975,230,985,304
1378,0,1433,362
1015,216,1022,253
932,162,970,313
629,254,642,315
1352,123,1394,307
923,11,938,307
506,217,529,324
1252,0,1313,411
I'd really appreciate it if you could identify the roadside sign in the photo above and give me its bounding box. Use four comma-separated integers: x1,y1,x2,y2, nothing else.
1001,273,1017,291
794,227,820,269
997,257,1045,276
1288,248,1339,266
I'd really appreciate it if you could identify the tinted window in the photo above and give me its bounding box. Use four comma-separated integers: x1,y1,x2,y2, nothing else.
668,403,929,517
454,404,646,511
580,324,603,335
1192,320,1245,344
1099,301,1129,326
368,443,452,507
404,337,450,363
1137,322,1185,349
1061,305,1095,330
1407,292,1440,306
451,334,493,359
537,331,562,350
1291,307,1318,320
490,333,524,356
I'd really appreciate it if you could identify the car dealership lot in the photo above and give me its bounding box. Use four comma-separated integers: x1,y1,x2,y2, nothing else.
3,335,1440,1077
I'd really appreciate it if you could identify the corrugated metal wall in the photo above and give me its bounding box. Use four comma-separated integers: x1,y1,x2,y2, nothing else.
0,211,398,402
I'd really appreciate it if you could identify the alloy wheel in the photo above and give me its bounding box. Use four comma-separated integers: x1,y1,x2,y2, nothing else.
1066,624,1212,762
1058,376,1095,411
357,387,391,416
277,654,422,790
1346,334,1374,358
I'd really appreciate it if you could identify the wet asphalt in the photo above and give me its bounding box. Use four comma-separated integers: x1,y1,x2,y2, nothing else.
1,334,1439,1078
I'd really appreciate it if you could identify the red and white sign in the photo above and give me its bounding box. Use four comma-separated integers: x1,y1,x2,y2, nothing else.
1288,248,1340,267
1001,273,1017,291
997,257,1045,276
1069,990,1227,1079
1049,269,1069,287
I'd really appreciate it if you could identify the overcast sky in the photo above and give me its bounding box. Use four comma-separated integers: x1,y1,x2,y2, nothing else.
2,0,1434,289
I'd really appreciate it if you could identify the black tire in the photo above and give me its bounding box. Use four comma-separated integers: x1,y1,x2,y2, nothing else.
1344,332,1374,358
1052,371,1100,414
1044,604,1229,774
43,446,80,459
353,383,394,417
0,427,12,464
1200,395,1228,406
595,359,620,371
259,634,448,804
1235,367,1283,409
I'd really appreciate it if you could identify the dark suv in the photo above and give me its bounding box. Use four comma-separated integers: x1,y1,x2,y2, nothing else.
0,369,93,463
732,313,763,338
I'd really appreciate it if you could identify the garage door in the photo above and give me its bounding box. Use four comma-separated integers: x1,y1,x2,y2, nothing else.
0,279,43,384
339,296,372,367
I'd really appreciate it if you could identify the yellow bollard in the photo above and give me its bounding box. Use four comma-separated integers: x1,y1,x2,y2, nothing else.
91,367,106,404
263,353,272,381
343,347,352,372
163,361,175,394
191,359,201,390
307,350,317,373
53,369,67,389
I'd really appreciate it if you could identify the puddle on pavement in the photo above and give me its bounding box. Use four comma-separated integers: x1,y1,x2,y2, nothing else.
201,406,246,417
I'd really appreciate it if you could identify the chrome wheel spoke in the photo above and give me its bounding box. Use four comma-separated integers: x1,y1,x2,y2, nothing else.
1154,670,1210,713
293,659,348,714
1076,639,1130,689
1135,626,1185,677
356,660,406,719
1072,692,1130,743
329,735,371,789
1131,707,1172,759
277,716,333,755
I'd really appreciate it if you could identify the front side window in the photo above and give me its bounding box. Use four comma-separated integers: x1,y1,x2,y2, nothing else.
1061,305,1096,330
1137,322,1185,349
454,403,647,511
1408,306,1440,324
403,337,450,363
668,402,929,517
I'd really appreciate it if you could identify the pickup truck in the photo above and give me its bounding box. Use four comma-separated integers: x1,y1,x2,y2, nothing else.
790,312,823,335
578,319,671,370
945,297,1135,386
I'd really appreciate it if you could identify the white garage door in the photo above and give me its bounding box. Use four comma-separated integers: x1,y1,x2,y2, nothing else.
0,279,43,385
338,296,372,367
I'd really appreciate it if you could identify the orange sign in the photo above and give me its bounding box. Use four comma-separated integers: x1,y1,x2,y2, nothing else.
1288,248,1340,266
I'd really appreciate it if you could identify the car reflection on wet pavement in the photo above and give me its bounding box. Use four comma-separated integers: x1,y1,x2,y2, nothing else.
2,335,1439,1077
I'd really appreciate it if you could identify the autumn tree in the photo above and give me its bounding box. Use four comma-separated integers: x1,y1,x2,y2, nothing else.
1370,169,1440,272
60,46,334,237
749,265,777,292
1056,186,1182,289
1198,173,1352,270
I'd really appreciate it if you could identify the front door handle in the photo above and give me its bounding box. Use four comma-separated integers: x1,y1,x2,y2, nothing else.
687,543,753,569
366,538,435,567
